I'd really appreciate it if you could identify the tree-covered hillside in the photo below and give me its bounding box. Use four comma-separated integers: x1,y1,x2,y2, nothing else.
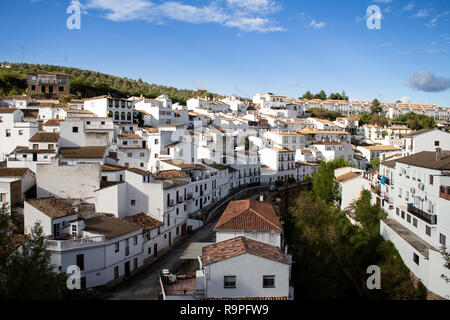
0,62,223,104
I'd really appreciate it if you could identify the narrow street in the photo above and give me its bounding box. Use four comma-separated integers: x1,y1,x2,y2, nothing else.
103,210,220,300
103,191,265,300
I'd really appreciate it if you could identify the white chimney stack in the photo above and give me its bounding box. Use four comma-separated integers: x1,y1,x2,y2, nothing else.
259,193,264,202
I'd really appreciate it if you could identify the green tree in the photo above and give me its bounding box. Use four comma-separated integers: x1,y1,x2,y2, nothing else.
341,90,349,101
393,112,436,130
302,90,313,100
371,157,380,170
0,205,97,300
358,113,372,125
370,114,389,127
370,99,382,114
312,162,339,204
314,90,327,100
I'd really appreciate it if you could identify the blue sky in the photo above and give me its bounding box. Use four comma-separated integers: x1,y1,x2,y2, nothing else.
1,0,449,106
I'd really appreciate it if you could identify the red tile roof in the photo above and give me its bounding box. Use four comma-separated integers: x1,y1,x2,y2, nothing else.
202,237,289,266
215,200,282,232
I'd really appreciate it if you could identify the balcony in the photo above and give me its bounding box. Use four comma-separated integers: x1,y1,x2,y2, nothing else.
186,193,193,200
370,184,381,196
407,203,437,225
440,186,450,201
45,236,105,251
177,197,184,204
168,199,175,207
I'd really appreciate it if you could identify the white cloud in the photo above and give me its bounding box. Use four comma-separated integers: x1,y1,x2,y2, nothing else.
400,96,412,103
84,0,284,32
413,9,431,18
426,11,449,27
309,19,326,29
403,1,415,11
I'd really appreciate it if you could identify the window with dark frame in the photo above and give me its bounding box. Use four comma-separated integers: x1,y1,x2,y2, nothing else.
263,275,275,288
224,276,236,288
413,253,419,265
440,234,447,246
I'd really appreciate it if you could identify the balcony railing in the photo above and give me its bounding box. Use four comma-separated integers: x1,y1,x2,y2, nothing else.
407,203,437,225
440,186,450,201
177,197,184,204
45,236,105,250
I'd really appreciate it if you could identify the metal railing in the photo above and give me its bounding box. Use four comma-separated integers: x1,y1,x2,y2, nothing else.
407,203,437,225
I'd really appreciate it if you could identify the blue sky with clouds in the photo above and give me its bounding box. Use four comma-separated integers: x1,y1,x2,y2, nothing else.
1,0,449,106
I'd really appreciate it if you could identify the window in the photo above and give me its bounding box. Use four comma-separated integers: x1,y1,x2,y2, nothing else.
48,144,54,150
401,211,405,219
263,276,275,288
72,126,79,133
140,152,145,157
148,247,151,255
71,224,77,236
127,153,132,158
407,215,411,223
19,130,23,135
131,200,136,206
6,129,11,137
426,226,431,237
114,266,119,279
413,253,419,265
413,218,417,228
176,226,179,235
435,141,440,146
115,242,120,253
76,254,84,271
0,193,6,203
133,236,138,245
49,86,53,93
31,85,36,91
224,276,236,288
33,144,38,150
155,139,159,144
440,234,447,246
59,86,64,92
429,175,434,185
133,258,138,270
396,208,399,216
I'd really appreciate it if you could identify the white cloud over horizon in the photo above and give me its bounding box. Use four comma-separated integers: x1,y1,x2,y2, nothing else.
82,0,285,32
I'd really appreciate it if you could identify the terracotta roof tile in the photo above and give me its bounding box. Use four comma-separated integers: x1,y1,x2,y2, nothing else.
124,213,163,232
153,170,190,180
29,132,60,142
215,200,282,232
83,216,141,240
202,237,289,266
336,172,361,183
26,197,77,219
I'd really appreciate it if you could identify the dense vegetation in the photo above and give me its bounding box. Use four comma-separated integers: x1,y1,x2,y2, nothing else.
280,160,427,299
0,62,222,104
0,204,98,300
301,90,349,101
393,112,436,130
309,107,344,121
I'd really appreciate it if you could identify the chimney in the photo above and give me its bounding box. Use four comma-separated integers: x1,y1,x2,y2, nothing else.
436,147,442,162
259,192,264,202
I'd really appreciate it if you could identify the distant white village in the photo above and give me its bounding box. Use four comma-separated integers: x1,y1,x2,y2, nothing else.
0,71,449,299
